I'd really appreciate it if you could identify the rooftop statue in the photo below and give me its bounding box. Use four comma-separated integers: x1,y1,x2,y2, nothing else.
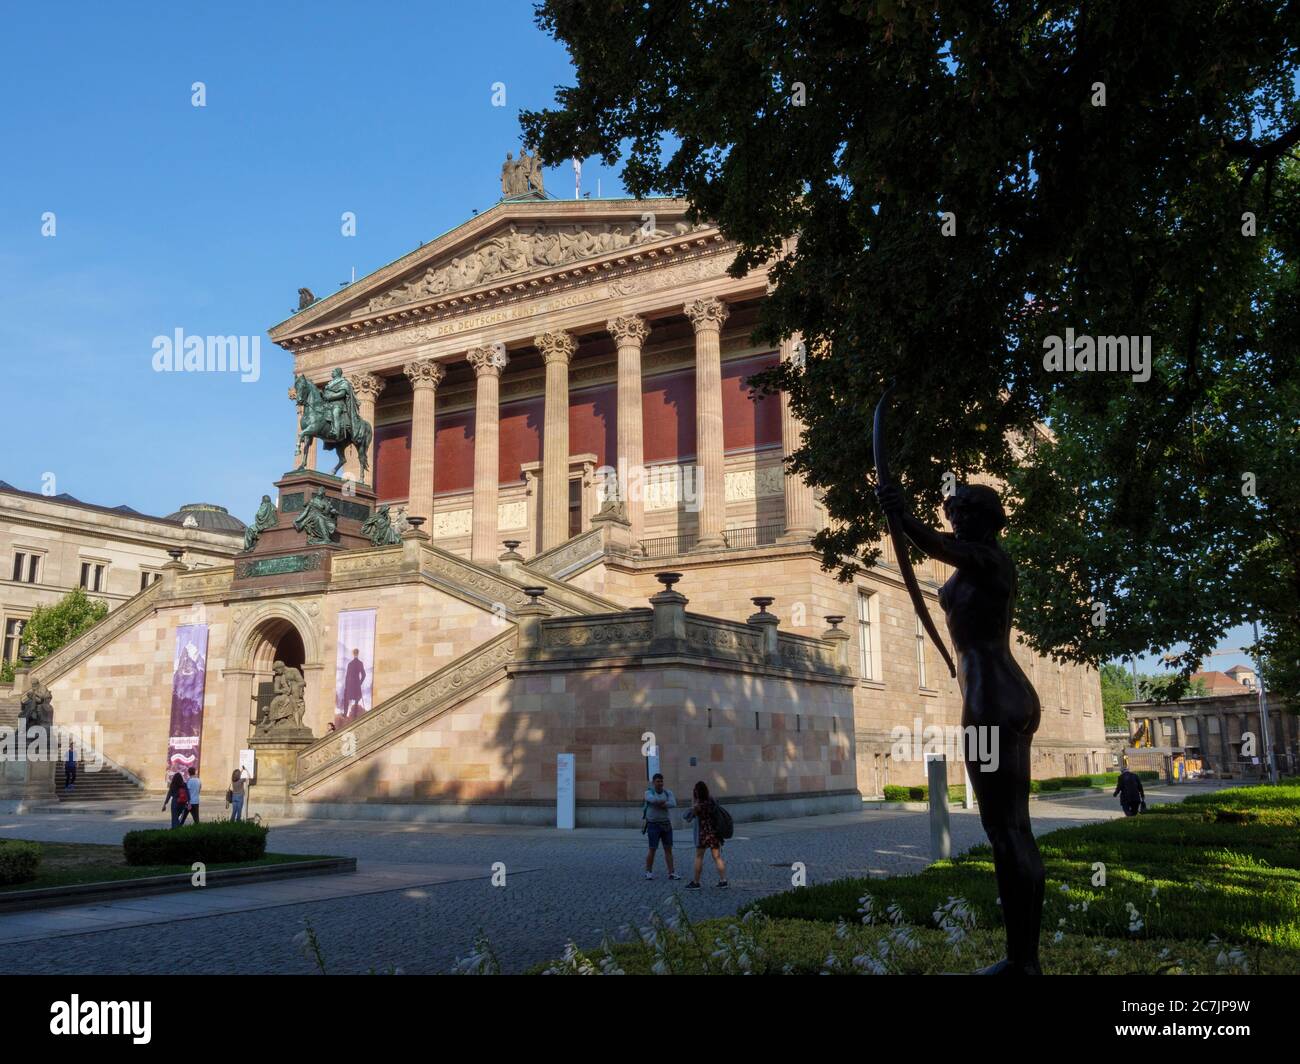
501,148,543,197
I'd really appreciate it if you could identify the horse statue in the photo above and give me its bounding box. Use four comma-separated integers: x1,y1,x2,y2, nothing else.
293,370,373,481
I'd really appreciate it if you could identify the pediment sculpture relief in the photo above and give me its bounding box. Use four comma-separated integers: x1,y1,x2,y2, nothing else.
366,219,707,312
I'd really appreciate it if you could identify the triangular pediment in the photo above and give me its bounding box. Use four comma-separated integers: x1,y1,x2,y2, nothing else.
270,198,711,342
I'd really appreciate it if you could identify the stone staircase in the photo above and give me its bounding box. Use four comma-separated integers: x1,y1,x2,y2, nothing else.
53,761,145,801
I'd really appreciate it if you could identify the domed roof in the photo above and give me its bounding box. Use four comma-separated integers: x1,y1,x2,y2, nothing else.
164,503,246,534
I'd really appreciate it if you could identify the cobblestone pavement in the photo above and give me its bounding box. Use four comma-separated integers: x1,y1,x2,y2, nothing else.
0,784,1222,974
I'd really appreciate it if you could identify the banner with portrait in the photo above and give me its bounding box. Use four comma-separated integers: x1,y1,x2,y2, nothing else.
335,609,376,723
165,624,209,781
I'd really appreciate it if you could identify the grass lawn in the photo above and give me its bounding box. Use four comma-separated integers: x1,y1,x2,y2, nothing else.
533,781,1300,975
0,839,333,894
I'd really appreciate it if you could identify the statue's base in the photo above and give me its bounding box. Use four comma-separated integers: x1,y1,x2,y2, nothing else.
232,472,378,591
0,729,56,800
248,731,316,808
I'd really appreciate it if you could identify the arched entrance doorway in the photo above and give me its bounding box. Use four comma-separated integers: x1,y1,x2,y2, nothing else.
250,618,309,732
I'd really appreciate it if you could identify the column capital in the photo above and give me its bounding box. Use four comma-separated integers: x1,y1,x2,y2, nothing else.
349,371,388,400
684,297,729,332
606,314,651,346
467,343,509,377
403,358,446,390
535,330,577,365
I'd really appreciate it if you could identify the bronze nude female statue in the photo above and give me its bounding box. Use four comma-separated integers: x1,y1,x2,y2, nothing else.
875,478,1045,975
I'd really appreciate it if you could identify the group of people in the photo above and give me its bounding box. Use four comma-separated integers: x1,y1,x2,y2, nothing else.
641,774,728,889
162,767,249,827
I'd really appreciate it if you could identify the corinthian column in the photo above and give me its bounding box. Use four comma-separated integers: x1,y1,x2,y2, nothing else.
402,359,445,525
608,314,651,549
468,343,509,563
536,330,577,550
777,334,817,543
347,372,386,485
685,297,729,550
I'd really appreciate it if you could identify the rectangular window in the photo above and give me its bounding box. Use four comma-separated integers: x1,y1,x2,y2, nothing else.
80,562,105,592
140,570,161,590
11,552,38,583
568,478,582,538
915,616,928,689
3,619,25,662
857,591,880,681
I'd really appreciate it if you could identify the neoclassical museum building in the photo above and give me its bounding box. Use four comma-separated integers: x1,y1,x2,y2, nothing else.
4,182,1106,823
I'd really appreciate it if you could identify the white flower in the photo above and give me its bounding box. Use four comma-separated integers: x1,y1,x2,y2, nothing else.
1053,931,1064,943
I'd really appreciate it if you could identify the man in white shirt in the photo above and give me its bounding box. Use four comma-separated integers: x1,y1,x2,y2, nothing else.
642,773,681,881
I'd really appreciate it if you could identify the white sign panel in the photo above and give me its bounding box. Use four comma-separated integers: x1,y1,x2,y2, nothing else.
556,752,575,830
239,749,256,782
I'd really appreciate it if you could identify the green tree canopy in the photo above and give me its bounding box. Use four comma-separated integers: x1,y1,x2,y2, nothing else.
521,1,1300,700
16,588,108,664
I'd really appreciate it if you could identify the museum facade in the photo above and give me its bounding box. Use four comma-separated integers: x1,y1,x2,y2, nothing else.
7,189,1107,823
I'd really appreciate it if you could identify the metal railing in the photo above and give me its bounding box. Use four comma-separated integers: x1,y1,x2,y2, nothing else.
641,532,698,558
639,523,788,559
724,522,785,549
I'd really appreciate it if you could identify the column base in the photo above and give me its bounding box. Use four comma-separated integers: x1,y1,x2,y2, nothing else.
694,534,726,552
777,527,816,545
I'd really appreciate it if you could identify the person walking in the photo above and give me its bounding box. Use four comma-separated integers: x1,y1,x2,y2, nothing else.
64,740,77,791
683,780,728,889
163,771,189,829
183,766,202,824
642,773,681,881
1113,768,1146,817
228,769,247,822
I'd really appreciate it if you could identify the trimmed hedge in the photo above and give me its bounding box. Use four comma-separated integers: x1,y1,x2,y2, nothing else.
122,820,268,866
0,840,41,885
885,770,1159,801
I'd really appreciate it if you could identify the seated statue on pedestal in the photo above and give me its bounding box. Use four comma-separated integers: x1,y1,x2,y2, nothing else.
18,678,53,730
257,660,308,736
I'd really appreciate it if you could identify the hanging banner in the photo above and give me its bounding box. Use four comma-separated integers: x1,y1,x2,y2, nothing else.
165,624,209,781
335,609,376,723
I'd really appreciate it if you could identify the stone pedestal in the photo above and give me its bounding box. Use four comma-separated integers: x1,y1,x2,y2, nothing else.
247,733,316,811
232,471,378,591
0,727,57,804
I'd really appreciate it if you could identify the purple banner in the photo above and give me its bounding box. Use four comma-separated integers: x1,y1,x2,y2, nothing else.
166,624,209,781
335,609,376,723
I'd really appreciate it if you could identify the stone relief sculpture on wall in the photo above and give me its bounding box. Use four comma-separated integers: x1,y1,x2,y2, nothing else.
366,218,706,312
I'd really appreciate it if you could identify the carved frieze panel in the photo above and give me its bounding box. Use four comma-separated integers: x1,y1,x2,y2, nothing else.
367,220,708,312
542,619,654,652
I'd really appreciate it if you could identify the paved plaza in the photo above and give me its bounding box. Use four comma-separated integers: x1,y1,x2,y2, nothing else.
0,785,1216,974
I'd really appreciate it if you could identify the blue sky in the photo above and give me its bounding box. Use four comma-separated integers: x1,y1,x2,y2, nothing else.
0,1,623,518
0,3,1261,677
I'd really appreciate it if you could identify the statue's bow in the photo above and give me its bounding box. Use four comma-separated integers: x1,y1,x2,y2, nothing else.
872,381,957,678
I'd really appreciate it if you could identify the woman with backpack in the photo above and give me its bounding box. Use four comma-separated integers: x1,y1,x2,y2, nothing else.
682,780,728,889
163,770,190,829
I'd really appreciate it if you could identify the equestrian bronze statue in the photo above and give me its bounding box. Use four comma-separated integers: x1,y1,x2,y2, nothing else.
293,368,374,482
